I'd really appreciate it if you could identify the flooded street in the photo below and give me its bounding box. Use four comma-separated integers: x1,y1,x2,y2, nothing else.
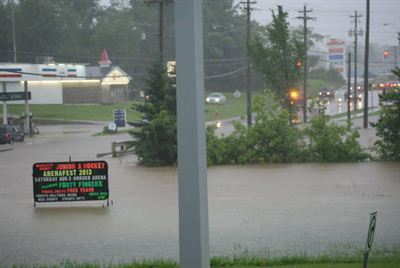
0,124,399,265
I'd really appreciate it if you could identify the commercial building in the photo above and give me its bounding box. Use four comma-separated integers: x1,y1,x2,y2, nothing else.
0,49,132,104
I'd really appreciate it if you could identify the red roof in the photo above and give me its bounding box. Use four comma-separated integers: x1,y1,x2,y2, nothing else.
99,49,112,66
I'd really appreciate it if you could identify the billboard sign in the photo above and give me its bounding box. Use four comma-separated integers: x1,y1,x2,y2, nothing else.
328,54,344,61
113,109,126,127
33,161,109,203
327,38,346,77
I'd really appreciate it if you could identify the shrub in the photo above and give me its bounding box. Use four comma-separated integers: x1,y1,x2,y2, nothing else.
371,67,400,161
305,116,368,162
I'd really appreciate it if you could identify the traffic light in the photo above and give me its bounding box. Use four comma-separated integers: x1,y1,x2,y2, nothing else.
295,60,302,69
383,50,389,58
289,89,299,105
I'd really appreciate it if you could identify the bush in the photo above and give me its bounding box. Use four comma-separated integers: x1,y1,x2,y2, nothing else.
206,92,304,165
305,116,368,162
206,91,368,165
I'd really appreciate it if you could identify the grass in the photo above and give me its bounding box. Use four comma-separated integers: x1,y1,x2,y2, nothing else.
5,93,252,123
2,91,382,124
307,79,344,98
205,92,249,121
10,254,400,268
6,103,142,123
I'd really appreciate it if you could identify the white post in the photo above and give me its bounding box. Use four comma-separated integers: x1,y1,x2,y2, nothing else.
24,81,30,134
2,82,7,125
174,0,210,267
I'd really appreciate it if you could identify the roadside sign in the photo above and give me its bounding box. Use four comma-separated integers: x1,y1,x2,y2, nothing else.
33,161,109,203
113,109,126,127
366,211,377,250
0,91,31,101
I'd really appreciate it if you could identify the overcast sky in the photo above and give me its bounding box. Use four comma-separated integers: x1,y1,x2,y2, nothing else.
102,0,399,48
246,0,399,48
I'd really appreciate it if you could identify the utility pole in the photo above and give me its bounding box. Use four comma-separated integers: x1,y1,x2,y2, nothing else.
347,52,351,122
10,0,17,63
349,11,363,111
363,0,370,129
146,0,172,63
297,4,315,123
241,0,256,127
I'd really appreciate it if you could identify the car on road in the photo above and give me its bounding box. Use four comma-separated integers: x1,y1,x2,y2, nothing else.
335,88,347,102
344,92,363,102
206,92,226,104
0,125,24,144
318,88,335,100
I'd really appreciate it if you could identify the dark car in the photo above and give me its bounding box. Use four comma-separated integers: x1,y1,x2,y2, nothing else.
318,88,335,100
0,125,24,144
344,92,362,102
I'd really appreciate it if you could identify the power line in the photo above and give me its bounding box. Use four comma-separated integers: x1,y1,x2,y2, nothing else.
0,49,249,65
0,69,132,79
205,66,247,79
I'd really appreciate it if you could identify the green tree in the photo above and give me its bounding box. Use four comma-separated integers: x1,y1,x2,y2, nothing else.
371,67,400,161
54,0,100,60
203,0,248,92
0,1,14,62
249,6,303,105
16,0,61,60
130,61,177,166
308,67,345,88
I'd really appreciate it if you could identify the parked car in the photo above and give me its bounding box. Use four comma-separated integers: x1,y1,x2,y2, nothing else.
10,126,24,142
205,92,226,104
0,125,12,144
0,125,24,144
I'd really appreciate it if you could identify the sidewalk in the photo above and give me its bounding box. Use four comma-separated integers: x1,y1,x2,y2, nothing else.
0,144,13,152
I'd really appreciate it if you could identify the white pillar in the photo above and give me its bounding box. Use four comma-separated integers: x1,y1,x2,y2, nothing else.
2,82,7,125
174,0,210,267
24,81,30,134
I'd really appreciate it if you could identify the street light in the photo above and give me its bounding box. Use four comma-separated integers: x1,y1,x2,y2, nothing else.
383,23,400,45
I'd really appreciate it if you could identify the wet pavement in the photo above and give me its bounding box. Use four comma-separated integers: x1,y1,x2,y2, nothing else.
0,123,399,265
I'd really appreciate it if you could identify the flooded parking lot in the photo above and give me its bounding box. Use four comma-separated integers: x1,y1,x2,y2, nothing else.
0,124,399,265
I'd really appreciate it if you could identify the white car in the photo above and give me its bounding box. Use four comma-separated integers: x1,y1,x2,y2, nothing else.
206,93,226,104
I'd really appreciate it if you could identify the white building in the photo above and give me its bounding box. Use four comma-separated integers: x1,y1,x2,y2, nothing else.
0,49,132,104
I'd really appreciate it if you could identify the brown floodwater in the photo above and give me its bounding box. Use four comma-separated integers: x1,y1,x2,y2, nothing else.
0,124,399,265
